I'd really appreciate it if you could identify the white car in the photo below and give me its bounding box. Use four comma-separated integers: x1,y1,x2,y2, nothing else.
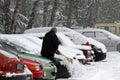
54,33,106,61
75,28,120,52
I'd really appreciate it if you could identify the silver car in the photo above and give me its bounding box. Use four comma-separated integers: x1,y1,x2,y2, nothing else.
76,28,120,52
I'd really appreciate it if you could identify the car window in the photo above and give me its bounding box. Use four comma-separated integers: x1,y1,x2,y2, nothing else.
7,42,29,53
1,41,29,54
105,26,116,34
119,27,120,35
64,33,87,44
0,49,17,58
97,26,116,34
82,32,95,38
95,32,108,39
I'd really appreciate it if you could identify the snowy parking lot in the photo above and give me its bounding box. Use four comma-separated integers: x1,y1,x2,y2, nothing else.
0,34,118,80
58,51,120,80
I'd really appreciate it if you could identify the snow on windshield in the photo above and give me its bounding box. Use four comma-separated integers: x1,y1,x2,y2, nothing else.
0,49,18,58
57,33,76,46
0,34,41,54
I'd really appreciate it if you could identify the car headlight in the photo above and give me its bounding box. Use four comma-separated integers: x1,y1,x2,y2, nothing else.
34,59,52,67
17,63,24,71
40,62,52,67
30,65,42,71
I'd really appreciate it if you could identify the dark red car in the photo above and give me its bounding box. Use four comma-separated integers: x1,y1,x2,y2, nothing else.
0,49,32,80
21,58,44,80
0,42,44,80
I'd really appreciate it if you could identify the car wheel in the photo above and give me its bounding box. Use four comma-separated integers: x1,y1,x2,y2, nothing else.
91,45,106,61
54,58,71,79
55,64,71,79
117,43,120,52
35,78,43,80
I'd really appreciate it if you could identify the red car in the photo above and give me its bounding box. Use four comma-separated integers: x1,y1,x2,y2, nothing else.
0,49,32,80
0,44,44,80
21,58,44,80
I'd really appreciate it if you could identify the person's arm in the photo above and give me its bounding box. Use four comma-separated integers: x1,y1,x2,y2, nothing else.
55,50,61,55
52,34,59,50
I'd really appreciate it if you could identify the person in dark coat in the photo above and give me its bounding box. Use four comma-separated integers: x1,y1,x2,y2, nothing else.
41,27,60,61
41,27,71,79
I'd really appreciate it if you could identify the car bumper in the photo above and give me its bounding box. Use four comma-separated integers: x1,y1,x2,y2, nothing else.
33,70,44,79
43,66,56,80
0,73,32,80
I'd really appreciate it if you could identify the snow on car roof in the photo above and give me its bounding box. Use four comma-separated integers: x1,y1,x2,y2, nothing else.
24,27,75,33
77,28,120,39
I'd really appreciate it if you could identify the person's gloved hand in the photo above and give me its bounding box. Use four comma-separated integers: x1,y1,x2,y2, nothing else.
55,50,61,55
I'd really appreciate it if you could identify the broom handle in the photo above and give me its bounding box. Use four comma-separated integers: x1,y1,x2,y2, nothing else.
58,50,73,63
57,50,71,59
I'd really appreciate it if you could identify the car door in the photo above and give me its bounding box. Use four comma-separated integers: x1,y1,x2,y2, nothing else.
95,31,115,50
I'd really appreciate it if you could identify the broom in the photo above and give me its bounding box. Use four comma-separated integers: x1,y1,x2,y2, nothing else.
56,50,73,63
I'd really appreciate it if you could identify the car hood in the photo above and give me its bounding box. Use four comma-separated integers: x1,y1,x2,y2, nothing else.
58,46,85,59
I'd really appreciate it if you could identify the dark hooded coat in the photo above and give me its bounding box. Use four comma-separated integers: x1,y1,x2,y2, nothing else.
41,30,59,60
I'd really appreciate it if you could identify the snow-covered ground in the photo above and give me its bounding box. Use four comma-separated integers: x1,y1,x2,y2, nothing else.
58,51,120,80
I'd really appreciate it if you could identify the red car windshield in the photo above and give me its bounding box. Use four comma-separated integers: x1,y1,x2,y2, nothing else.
0,49,17,58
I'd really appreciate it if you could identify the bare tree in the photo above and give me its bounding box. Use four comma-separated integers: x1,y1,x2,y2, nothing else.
48,0,58,27
66,0,74,28
3,0,11,34
11,0,21,33
42,0,50,27
20,0,33,17
27,0,40,29
0,0,4,28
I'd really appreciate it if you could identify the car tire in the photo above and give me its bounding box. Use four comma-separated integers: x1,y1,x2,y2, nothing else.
35,78,43,80
117,43,120,52
54,58,71,79
94,52,106,61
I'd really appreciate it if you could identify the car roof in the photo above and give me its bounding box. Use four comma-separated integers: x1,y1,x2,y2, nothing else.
75,28,106,32
76,28,120,39
24,27,75,33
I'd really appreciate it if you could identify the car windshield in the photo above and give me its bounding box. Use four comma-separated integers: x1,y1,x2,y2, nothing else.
0,48,17,58
2,41,30,54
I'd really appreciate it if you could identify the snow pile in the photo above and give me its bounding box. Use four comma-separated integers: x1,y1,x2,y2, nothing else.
70,60,86,77
67,51,120,80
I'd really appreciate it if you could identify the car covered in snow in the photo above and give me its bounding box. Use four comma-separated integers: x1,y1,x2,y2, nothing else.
76,28,120,52
0,46,32,80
